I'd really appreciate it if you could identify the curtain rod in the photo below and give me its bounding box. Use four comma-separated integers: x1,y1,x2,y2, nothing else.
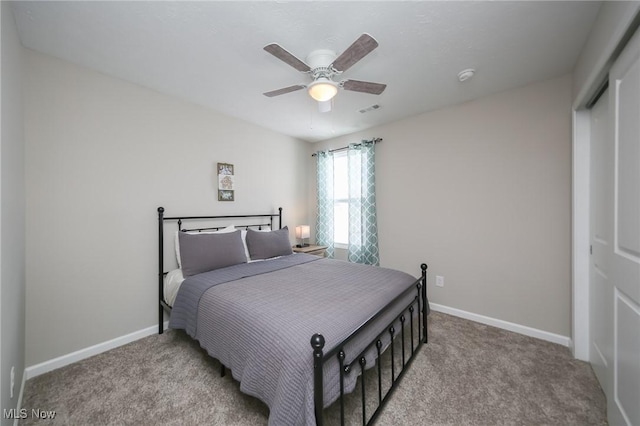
311,138,382,157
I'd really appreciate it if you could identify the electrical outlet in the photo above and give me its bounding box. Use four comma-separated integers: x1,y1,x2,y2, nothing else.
436,275,444,287
10,366,15,398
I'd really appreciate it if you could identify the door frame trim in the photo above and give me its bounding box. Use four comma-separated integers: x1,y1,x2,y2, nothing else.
572,110,591,361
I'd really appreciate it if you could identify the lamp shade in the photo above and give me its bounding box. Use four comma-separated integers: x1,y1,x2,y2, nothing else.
307,79,338,102
295,225,310,239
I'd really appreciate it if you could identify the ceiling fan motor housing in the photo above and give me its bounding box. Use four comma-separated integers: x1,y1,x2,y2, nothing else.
306,49,338,78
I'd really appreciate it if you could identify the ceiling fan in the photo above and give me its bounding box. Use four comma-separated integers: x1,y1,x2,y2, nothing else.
263,34,387,112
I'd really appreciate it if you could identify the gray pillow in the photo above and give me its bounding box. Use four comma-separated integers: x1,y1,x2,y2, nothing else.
178,230,246,277
245,226,293,260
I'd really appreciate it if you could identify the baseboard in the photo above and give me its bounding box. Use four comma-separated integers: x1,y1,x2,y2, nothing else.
24,321,169,381
429,303,572,347
23,305,570,382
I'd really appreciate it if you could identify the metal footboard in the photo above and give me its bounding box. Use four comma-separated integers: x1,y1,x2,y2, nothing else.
312,263,428,425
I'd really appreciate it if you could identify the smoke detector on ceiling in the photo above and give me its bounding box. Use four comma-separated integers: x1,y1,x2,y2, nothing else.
457,68,475,82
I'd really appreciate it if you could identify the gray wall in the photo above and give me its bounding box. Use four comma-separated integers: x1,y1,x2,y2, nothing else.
24,50,310,366
309,75,573,337
1,2,26,422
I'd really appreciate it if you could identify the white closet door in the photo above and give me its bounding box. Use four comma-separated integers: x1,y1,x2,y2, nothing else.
607,25,640,426
589,88,614,396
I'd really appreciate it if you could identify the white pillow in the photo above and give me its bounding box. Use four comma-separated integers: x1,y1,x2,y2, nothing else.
163,268,185,306
175,225,235,268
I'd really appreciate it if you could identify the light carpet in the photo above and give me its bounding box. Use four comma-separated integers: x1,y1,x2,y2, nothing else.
19,312,606,425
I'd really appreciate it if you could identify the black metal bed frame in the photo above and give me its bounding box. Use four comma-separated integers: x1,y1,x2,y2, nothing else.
157,206,428,425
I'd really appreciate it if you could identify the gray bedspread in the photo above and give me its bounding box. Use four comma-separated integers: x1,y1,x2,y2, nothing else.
169,254,422,426
169,253,320,336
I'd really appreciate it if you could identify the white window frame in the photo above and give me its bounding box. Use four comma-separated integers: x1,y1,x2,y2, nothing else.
333,151,349,249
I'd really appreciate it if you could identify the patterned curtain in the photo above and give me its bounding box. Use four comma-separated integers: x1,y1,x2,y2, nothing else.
315,150,335,258
347,141,379,265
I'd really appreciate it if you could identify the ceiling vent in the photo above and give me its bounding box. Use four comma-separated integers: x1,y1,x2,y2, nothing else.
359,104,381,114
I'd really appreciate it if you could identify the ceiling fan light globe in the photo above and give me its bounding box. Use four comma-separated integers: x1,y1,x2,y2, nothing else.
308,80,338,102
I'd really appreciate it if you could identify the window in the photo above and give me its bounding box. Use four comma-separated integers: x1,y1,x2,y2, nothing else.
316,140,378,265
333,151,364,246
333,152,348,245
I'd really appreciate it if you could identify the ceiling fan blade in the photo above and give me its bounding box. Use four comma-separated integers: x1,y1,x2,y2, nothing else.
264,43,311,72
263,85,306,97
331,34,379,72
342,79,386,95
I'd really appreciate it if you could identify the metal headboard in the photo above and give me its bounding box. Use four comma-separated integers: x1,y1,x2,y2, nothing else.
157,206,283,334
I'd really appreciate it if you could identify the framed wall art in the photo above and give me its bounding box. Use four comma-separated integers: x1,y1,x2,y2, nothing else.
217,162,235,201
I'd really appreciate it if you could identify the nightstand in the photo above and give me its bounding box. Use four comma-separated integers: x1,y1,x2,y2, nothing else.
292,244,328,257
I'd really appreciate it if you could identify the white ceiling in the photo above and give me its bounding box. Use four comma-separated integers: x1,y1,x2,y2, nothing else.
11,1,601,143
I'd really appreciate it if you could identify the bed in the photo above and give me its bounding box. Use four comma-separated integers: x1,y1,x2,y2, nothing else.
157,207,429,425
